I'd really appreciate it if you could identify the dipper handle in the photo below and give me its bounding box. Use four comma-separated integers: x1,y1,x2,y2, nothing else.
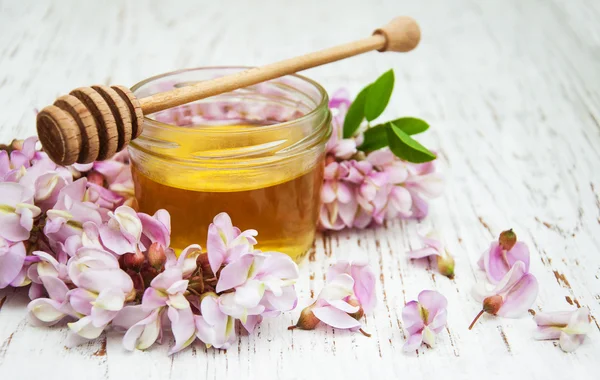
37,16,421,165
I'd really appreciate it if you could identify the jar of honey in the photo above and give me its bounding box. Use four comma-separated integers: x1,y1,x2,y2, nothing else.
128,67,331,261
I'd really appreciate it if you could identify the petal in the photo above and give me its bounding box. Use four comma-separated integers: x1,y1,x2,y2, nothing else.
402,301,425,334
565,308,592,335
134,310,162,350
506,242,530,272
234,280,265,308
312,305,362,330
0,211,30,243
241,315,262,334
91,307,118,327
167,293,190,310
167,306,196,354
492,261,528,296
403,332,423,352
417,290,448,325
94,288,126,311
406,247,439,259
498,273,539,318
559,332,585,352
167,280,189,296
0,241,26,288
422,326,437,347
113,305,151,330
351,265,377,313
484,243,513,283
215,254,254,293
318,274,354,302
430,309,448,333
40,275,69,303
321,182,336,203
535,311,574,327
68,288,96,315
77,268,133,294
139,211,171,247
68,316,105,339
257,251,299,280
534,326,562,340
142,287,169,309
98,224,137,255
328,299,360,313
28,298,66,323
261,286,298,313
150,267,182,291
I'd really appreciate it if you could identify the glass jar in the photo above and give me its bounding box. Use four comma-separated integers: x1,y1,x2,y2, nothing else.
129,67,331,261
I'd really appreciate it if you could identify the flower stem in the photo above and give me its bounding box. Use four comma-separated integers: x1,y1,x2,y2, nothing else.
468,309,485,330
359,328,371,337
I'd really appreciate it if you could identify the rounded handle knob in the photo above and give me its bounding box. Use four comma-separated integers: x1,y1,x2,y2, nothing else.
373,16,421,53
36,85,143,166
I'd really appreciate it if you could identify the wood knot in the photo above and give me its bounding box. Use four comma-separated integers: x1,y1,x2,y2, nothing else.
36,85,143,165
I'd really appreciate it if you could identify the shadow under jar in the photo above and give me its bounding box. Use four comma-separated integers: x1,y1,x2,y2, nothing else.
129,67,331,261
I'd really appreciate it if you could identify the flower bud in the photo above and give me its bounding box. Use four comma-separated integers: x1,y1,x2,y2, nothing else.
122,249,145,271
288,305,320,331
483,295,503,315
347,298,365,320
196,252,213,277
499,229,517,251
10,139,24,151
148,242,166,270
86,170,105,186
436,253,455,279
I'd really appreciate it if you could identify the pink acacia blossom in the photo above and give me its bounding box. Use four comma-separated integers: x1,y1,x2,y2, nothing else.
0,182,41,242
194,293,236,349
206,212,257,274
99,206,144,255
141,267,196,354
289,259,376,335
534,309,591,352
0,239,27,289
113,305,165,351
216,251,299,330
44,179,103,246
470,261,538,329
407,228,455,278
402,290,448,352
478,229,530,284
326,259,376,313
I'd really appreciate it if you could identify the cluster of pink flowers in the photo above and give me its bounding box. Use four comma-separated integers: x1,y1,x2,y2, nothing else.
0,138,300,354
319,90,443,231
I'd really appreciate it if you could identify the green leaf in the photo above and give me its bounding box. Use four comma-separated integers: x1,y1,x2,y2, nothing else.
386,117,429,135
359,124,388,152
343,86,370,138
359,118,429,152
386,122,436,163
364,70,395,122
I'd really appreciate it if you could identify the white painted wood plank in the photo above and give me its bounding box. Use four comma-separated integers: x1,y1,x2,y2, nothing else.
1,0,599,379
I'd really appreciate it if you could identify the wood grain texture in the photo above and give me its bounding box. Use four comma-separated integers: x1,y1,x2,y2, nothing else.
1,0,599,379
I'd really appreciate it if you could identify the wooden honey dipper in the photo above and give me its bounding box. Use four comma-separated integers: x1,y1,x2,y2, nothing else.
37,16,421,166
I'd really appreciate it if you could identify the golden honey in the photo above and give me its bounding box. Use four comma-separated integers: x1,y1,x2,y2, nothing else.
128,67,331,261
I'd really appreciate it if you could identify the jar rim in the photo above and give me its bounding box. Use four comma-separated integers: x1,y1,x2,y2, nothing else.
130,66,330,134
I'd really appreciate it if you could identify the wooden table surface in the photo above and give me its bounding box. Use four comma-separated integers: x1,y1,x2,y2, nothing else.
1,0,599,378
